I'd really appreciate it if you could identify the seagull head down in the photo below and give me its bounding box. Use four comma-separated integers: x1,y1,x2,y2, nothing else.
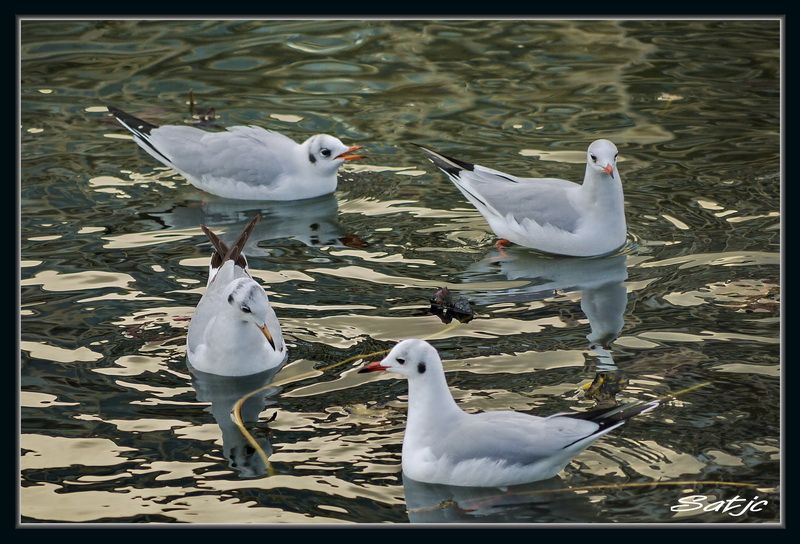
586,139,619,179
223,277,280,352
302,134,364,175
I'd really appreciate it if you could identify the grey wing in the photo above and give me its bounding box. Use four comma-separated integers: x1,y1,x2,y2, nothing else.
433,412,600,466
456,168,583,232
187,280,225,354
148,125,298,186
419,146,583,232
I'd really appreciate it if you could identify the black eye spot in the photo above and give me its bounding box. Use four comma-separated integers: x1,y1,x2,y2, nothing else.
308,153,316,164
396,358,405,365
241,305,251,313
321,148,331,157
590,154,597,162
228,294,234,304
417,362,426,374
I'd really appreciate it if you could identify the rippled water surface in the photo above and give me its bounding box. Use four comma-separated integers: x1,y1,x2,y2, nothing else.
20,19,780,524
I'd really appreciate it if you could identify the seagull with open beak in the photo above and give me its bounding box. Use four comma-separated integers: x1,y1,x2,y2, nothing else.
108,105,365,201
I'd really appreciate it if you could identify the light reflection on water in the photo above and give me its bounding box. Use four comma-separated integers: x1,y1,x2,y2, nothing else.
21,19,779,524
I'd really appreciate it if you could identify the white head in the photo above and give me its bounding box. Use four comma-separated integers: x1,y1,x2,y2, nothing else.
358,339,443,381
224,277,281,351
303,134,364,174
586,139,620,179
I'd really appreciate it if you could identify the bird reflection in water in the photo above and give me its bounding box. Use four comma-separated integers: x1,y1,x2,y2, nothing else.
403,475,597,523
149,192,366,256
465,248,631,405
189,365,281,478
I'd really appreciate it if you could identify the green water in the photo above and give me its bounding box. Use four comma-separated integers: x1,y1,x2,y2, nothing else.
20,19,780,524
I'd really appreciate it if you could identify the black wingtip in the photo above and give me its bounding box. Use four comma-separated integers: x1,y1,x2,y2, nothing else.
415,144,475,177
106,105,159,135
570,400,660,428
201,214,261,274
560,400,659,450
201,224,230,271
221,213,261,268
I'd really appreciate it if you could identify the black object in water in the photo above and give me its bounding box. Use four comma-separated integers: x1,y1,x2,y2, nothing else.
429,286,474,324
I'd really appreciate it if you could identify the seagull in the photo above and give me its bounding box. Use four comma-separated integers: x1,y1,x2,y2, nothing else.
359,339,657,487
418,139,627,257
107,106,364,201
187,214,287,376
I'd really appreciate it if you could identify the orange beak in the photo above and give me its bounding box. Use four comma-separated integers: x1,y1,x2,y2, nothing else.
336,145,365,161
358,361,388,373
258,324,276,351
603,164,614,176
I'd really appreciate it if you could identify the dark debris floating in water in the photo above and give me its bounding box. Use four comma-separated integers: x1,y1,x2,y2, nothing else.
429,286,474,324
186,90,222,128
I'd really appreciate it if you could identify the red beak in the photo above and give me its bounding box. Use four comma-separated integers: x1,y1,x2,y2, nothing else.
358,361,387,373
336,145,365,161
603,164,614,175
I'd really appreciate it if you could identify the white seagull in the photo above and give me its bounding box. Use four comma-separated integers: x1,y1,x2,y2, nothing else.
359,339,657,487
187,214,287,376
107,106,364,201
419,139,627,257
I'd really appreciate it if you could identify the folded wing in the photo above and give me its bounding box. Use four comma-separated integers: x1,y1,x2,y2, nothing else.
419,145,583,233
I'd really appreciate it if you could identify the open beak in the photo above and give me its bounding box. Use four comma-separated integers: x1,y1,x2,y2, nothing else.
603,164,614,176
258,324,276,351
358,361,388,373
336,145,365,162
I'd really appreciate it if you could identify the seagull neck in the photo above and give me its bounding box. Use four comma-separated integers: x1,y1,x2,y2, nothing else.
581,168,625,210
406,372,463,428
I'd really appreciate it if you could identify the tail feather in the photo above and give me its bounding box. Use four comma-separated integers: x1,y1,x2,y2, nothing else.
201,214,261,281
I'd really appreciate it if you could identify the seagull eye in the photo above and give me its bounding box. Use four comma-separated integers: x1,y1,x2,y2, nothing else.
396,358,405,365
614,153,619,160
590,154,597,162
241,305,251,313
320,148,332,158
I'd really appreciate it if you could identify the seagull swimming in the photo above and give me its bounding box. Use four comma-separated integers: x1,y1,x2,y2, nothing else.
359,339,657,487
419,139,627,257
187,214,287,376
107,106,364,201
